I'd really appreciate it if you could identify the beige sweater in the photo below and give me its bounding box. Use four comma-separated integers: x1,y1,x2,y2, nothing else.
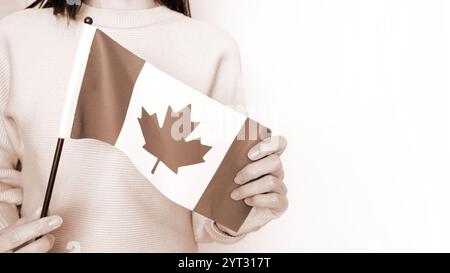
0,4,246,252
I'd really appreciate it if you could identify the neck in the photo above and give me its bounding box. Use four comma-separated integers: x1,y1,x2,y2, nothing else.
84,0,158,10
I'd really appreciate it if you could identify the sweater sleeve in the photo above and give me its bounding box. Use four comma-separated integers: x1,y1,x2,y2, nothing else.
192,38,248,244
192,212,245,244
0,29,22,230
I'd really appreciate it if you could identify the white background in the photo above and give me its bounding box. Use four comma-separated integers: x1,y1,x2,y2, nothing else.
191,0,450,252
3,0,450,252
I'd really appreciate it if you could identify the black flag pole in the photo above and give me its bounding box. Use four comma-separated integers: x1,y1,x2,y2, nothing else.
36,138,64,240
40,138,65,218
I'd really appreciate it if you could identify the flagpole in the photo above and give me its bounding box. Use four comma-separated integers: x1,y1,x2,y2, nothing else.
40,138,65,218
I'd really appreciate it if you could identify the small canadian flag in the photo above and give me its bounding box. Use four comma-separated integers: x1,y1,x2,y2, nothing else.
57,25,270,232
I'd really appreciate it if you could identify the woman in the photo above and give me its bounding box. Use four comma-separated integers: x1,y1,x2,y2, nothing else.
0,0,288,252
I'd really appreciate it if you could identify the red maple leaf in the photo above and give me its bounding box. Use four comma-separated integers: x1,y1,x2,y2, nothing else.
138,105,212,175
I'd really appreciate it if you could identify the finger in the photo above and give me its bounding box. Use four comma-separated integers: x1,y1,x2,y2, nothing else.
0,188,22,205
244,193,289,212
231,175,287,201
248,136,288,161
15,234,55,253
235,154,284,185
15,206,43,227
0,215,62,253
0,203,19,226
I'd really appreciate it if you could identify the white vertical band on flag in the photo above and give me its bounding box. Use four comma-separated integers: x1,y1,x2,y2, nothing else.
58,24,96,138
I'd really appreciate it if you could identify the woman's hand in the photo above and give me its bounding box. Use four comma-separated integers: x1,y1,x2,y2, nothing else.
218,136,288,236
0,215,62,253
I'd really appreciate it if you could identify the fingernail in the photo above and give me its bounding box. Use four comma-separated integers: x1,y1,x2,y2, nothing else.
248,149,259,160
230,191,239,200
48,216,62,228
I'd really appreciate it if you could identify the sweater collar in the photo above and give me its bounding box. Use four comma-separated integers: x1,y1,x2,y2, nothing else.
77,3,181,29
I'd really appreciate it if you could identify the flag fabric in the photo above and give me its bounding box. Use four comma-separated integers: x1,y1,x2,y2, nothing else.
59,25,270,232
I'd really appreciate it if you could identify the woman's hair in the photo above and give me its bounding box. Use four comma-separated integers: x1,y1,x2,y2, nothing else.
28,0,191,18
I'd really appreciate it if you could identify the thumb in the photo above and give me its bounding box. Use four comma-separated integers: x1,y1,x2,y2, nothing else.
17,206,43,225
